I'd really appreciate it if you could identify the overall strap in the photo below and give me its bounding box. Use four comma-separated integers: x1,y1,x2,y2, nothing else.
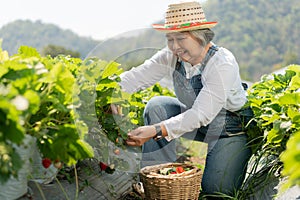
175,44,219,73
198,44,219,73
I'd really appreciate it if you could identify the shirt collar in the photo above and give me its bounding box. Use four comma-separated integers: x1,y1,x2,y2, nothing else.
181,61,203,79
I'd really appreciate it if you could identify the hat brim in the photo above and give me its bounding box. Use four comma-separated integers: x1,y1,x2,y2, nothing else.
152,21,217,33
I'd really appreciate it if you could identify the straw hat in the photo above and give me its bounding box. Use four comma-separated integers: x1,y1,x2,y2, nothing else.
152,1,217,33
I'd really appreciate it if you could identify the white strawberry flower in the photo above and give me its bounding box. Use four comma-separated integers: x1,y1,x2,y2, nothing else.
35,62,48,75
11,95,29,111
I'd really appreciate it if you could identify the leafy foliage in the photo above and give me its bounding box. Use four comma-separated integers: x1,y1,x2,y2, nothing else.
0,43,175,183
247,64,300,190
75,56,174,147
280,130,300,190
0,45,94,183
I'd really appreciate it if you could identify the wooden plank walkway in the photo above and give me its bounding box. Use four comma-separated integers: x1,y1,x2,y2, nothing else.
18,160,139,200
16,139,204,200
16,139,300,200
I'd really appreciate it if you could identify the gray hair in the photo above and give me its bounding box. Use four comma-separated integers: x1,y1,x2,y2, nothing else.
188,29,215,47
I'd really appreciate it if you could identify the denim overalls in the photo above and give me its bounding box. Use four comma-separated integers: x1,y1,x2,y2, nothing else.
142,45,252,195
172,45,248,140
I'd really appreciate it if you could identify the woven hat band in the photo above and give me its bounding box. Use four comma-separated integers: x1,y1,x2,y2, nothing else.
165,1,207,27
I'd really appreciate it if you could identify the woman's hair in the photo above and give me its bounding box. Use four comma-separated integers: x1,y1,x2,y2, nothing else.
188,29,215,47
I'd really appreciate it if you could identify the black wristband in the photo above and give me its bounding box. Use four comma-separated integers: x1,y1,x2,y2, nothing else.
153,125,163,141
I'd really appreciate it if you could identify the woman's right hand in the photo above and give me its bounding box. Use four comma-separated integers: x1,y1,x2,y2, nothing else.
126,125,156,146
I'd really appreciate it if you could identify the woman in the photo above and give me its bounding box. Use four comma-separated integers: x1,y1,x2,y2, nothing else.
118,1,252,196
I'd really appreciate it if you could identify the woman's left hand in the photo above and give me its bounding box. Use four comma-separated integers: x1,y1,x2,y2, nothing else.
126,126,156,146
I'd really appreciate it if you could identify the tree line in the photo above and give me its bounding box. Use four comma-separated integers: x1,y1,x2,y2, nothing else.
0,0,299,82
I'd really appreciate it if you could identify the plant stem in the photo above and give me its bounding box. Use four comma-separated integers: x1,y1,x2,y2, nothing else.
74,165,79,200
55,177,70,200
28,174,46,200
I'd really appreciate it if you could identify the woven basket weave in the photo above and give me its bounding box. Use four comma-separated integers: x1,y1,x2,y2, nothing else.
140,163,203,200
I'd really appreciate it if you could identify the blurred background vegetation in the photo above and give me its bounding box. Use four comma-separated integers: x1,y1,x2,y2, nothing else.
0,0,299,82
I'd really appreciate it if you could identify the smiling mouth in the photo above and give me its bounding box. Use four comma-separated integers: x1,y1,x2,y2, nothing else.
176,50,186,56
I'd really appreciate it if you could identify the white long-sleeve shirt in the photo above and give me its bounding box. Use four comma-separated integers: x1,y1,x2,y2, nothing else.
119,46,247,141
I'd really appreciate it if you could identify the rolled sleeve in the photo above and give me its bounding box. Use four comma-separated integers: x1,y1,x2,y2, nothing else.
163,48,246,140
119,47,175,93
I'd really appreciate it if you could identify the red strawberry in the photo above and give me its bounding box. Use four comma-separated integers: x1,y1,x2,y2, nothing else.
42,158,52,169
176,167,184,173
99,162,108,171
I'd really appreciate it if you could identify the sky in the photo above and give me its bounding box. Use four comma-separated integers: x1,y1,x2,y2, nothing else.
0,0,204,41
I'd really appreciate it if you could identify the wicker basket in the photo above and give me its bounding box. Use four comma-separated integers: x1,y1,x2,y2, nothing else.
140,163,203,200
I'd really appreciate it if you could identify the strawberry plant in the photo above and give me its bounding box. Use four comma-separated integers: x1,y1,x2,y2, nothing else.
73,55,175,172
246,64,300,190
0,45,94,183
0,41,175,182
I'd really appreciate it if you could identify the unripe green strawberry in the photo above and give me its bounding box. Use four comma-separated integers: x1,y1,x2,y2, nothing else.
114,149,120,155
54,160,63,169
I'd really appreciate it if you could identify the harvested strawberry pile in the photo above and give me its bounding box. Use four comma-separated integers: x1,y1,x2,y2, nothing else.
159,166,191,175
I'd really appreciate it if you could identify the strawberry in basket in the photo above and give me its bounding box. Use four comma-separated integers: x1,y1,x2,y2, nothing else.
159,166,190,175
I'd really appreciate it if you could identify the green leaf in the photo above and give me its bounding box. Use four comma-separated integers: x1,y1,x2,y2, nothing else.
278,93,300,105
280,130,300,189
287,107,300,123
96,78,118,91
18,46,40,58
289,74,300,91
261,114,280,126
24,90,40,114
0,67,9,79
102,61,120,78
0,40,9,62
0,101,25,144
6,60,30,72
267,128,283,144
56,67,75,103
287,64,300,73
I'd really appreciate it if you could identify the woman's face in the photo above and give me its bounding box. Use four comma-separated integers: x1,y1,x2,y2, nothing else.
166,32,204,65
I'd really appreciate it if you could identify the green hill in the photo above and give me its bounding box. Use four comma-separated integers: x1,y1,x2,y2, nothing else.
0,20,99,59
0,0,299,82
204,0,300,81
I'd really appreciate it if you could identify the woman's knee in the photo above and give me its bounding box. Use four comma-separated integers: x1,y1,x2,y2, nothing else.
144,96,166,111
143,96,183,124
